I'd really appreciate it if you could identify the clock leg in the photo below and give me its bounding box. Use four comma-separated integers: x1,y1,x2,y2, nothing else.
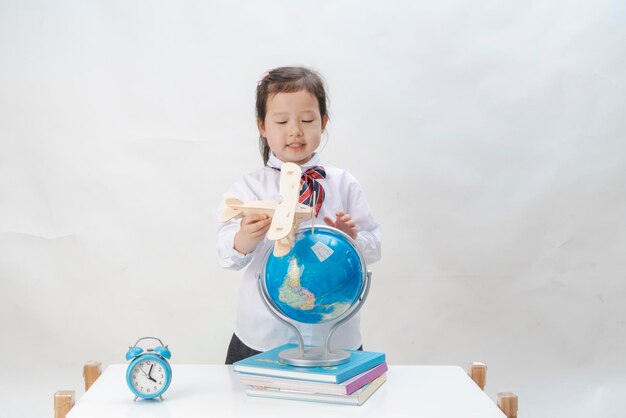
159,395,164,401
133,395,138,402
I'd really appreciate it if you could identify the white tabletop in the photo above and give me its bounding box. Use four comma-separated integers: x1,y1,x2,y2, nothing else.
67,364,505,418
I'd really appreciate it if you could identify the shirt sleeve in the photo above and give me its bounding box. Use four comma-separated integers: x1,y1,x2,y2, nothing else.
217,218,253,270
345,177,382,265
216,176,258,271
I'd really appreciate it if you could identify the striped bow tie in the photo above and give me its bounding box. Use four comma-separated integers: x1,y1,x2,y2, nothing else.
299,166,326,216
273,165,326,216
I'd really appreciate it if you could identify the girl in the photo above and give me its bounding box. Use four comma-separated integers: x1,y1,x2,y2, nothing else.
218,66,382,364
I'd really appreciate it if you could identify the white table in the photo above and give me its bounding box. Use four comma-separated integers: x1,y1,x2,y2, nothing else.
67,364,505,418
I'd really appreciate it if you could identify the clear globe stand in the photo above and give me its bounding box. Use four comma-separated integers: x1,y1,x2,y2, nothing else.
257,226,372,367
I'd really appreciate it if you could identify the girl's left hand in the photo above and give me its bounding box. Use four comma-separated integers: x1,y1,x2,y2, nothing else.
323,211,358,240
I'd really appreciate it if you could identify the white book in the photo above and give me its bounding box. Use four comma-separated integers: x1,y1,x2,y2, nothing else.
245,373,387,406
240,362,388,396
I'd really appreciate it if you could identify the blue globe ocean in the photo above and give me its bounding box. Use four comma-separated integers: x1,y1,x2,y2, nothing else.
263,226,365,324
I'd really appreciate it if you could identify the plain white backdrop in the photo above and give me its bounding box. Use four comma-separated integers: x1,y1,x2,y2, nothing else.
1,1,625,417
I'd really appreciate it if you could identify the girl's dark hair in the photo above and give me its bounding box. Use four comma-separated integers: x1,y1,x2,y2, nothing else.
256,66,329,165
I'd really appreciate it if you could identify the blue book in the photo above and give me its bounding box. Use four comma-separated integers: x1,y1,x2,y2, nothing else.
233,344,386,384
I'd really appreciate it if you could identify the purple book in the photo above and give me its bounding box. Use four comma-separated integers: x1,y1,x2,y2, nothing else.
342,362,389,394
240,362,388,396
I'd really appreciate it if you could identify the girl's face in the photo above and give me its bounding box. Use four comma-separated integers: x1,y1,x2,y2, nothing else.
258,90,328,165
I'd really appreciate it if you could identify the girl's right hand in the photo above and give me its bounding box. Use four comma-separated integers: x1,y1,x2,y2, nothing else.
233,214,272,255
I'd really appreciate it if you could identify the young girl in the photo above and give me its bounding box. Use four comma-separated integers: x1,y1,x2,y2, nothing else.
218,66,382,364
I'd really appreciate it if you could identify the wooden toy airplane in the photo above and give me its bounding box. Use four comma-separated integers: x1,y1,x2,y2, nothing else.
219,162,314,257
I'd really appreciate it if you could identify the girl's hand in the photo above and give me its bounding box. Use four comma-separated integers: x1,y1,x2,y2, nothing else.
234,214,272,255
323,211,358,240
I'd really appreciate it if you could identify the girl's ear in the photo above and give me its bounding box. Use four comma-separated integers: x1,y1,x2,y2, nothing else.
257,117,267,137
321,114,329,131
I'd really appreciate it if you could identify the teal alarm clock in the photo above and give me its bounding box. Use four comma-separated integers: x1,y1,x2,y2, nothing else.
125,337,172,401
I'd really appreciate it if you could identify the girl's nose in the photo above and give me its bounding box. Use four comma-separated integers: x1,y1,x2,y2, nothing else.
288,122,303,137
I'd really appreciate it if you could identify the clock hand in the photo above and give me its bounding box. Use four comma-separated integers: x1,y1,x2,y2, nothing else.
148,364,157,382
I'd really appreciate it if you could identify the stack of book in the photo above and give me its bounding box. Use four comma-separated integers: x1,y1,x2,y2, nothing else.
233,343,387,406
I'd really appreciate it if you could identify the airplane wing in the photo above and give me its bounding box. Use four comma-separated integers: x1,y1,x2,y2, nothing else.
218,192,278,222
267,163,301,241
218,192,244,222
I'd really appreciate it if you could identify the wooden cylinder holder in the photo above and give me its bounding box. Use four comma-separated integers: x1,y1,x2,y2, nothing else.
469,362,487,390
54,390,75,418
497,392,518,418
83,361,102,391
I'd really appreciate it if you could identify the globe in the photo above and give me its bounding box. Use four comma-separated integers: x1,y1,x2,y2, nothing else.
262,226,366,325
259,225,371,366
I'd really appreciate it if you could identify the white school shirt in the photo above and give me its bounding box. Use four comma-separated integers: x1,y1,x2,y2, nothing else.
217,153,382,352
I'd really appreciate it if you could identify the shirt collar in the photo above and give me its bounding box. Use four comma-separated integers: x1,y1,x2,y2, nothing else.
267,153,321,170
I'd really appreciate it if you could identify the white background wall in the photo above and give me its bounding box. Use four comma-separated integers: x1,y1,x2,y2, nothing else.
1,1,625,417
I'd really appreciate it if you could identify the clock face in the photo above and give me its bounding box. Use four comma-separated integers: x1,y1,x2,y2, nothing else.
129,358,168,397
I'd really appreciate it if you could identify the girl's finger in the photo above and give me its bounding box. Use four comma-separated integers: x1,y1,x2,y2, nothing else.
256,218,271,232
323,216,335,226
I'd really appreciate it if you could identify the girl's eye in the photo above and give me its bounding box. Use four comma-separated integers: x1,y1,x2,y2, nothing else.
275,121,288,124
302,120,314,123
